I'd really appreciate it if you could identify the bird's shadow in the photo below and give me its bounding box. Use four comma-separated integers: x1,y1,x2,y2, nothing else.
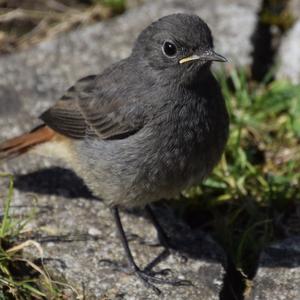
13,166,225,265
14,167,96,200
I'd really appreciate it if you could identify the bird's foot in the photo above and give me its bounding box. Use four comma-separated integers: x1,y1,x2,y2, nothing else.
99,259,191,295
134,267,192,295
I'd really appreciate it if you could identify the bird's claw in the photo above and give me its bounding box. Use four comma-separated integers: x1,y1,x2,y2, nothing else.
99,259,192,295
134,268,192,295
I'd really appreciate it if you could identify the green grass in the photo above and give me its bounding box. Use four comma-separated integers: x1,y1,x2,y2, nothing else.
94,0,126,13
0,174,80,300
182,68,300,278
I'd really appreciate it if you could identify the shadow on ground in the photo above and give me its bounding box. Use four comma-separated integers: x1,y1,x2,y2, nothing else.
14,167,95,200
14,166,225,263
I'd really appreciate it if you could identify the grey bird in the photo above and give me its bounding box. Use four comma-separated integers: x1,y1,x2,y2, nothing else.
0,13,229,294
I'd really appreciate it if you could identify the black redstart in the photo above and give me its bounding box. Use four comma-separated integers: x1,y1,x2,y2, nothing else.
0,13,229,294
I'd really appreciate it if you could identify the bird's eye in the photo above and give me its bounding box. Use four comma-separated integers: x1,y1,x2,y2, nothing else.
162,41,177,57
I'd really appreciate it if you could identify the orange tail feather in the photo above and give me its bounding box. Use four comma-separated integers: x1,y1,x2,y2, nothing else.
0,125,55,160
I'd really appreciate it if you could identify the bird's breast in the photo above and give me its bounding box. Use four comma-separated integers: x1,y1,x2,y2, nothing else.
146,93,229,190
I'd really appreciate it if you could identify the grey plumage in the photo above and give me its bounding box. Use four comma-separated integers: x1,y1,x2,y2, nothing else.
40,13,229,208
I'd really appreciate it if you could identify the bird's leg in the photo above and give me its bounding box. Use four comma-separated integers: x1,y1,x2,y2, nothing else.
145,204,187,263
145,204,172,251
110,206,191,295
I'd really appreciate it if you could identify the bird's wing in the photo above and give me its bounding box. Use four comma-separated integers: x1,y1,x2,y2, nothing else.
40,75,144,140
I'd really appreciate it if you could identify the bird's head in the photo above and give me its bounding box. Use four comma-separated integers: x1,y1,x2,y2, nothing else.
132,13,227,85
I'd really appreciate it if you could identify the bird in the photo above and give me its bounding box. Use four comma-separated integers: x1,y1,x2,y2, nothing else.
0,13,229,294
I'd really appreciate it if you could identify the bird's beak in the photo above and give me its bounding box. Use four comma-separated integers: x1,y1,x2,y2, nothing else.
179,50,227,64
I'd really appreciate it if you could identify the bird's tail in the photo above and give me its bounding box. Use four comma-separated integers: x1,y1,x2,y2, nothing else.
0,125,55,160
